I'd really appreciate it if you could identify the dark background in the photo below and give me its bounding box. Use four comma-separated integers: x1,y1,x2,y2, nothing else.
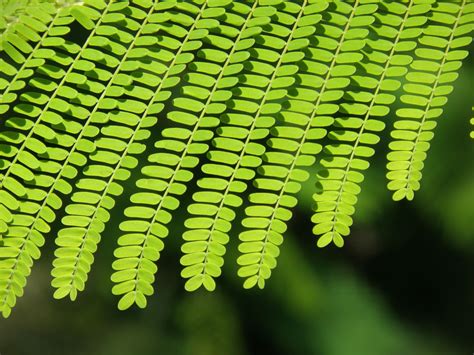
0,13,473,355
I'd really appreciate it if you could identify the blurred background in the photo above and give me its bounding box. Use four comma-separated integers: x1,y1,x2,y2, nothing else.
0,21,473,355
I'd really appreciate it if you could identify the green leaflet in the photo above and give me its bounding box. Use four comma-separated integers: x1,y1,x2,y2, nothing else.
387,0,473,201
0,0,472,317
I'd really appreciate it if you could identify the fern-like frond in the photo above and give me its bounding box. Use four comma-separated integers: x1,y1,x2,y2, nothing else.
183,0,323,291
237,0,378,287
52,0,216,301
312,0,435,248
0,0,108,225
51,0,188,301
386,0,473,201
110,0,266,309
0,0,129,317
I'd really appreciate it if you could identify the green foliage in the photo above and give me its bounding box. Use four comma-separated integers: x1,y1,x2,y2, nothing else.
0,0,472,317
